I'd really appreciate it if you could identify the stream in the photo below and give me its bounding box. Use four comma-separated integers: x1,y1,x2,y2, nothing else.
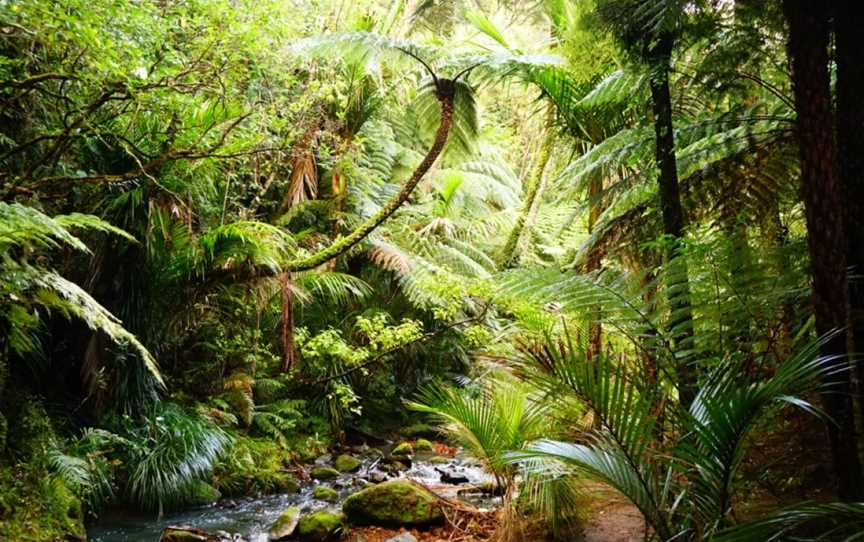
87,451,495,542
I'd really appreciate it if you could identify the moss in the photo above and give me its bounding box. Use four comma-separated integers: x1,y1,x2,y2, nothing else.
296,509,344,541
275,472,300,493
8,399,57,459
342,479,444,527
0,411,7,453
414,438,434,451
313,485,340,502
400,423,437,439
334,454,361,473
428,455,450,464
188,480,221,506
0,463,86,541
310,466,340,480
0,399,86,541
269,505,301,540
391,442,413,456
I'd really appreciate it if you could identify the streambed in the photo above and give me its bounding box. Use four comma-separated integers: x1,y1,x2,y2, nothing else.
87,452,495,542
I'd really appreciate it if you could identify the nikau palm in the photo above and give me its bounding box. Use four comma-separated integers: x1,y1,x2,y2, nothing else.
512,331,856,541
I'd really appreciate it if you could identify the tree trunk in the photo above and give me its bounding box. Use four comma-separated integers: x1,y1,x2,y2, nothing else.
499,130,553,269
761,201,794,366
586,175,603,360
280,271,296,372
835,0,864,426
723,214,753,358
647,32,697,408
784,0,863,500
286,88,454,272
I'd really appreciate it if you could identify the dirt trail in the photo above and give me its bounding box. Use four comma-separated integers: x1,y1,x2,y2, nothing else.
582,494,645,542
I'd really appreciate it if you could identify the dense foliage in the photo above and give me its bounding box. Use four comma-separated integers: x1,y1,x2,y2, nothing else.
2,1,864,541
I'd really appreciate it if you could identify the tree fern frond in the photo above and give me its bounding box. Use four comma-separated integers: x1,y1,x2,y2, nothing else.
16,265,162,384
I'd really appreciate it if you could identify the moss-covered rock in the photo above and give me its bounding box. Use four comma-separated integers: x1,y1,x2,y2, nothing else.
0,408,87,542
428,455,450,464
8,399,57,458
414,439,433,452
391,442,413,456
342,479,444,527
269,505,301,540
334,454,361,473
313,485,340,502
296,509,344,541
310,466,340,480
189,481,221,506
159,527,215,541
400,423,437,439
275,472,300,493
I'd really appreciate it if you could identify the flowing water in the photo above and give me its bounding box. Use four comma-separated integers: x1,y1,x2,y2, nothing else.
87,452,495,542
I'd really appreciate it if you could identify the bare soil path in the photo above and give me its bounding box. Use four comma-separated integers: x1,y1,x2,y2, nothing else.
581,491,645,542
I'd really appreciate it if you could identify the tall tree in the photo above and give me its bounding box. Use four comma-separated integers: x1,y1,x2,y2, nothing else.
835,0,864,416
782,0,862,500
595,0,697,406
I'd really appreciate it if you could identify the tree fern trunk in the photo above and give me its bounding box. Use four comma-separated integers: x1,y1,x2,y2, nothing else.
280,271,296,372
499,130,553,269
586,176,603,360
647,32,697,408
784,0,863,500
762,202,794,366
835,0,864,428
286,91,454,272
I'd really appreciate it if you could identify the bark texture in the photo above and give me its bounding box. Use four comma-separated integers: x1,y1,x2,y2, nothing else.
499,130,553,269
280,271,296,372
835,0,864,424
647,32,697,408
285,88,455,272
784,0,862,500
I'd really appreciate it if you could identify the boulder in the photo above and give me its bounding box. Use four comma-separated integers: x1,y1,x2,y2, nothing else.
364,447,384,459
269,506,300,540
313,485,340,502
189,481,221,506
384,454,412,467
274,472,300,493
342,480,444,527
391,442,413,456
310,466,340,480
335,454,361,473
428,456,449,465
400,423,438,439
160,527,220,541
368,471,389,484
414,439,434,452
385,533,418,542
435,467,469,485
296,510,344,542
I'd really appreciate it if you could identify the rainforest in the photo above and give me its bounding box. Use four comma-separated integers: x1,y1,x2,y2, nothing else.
2,1,864,541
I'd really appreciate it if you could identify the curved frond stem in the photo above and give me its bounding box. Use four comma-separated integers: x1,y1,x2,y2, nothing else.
285,93,454,271
396,46,439,88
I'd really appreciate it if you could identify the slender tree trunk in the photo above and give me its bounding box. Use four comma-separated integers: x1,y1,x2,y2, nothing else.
762,201,794,366
722,213,753,357
280,271,296,372
286,88,454,272
647,32,697,408
499,130,553,269
783,0,863,500
835,0,864,427
586,175,603,360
